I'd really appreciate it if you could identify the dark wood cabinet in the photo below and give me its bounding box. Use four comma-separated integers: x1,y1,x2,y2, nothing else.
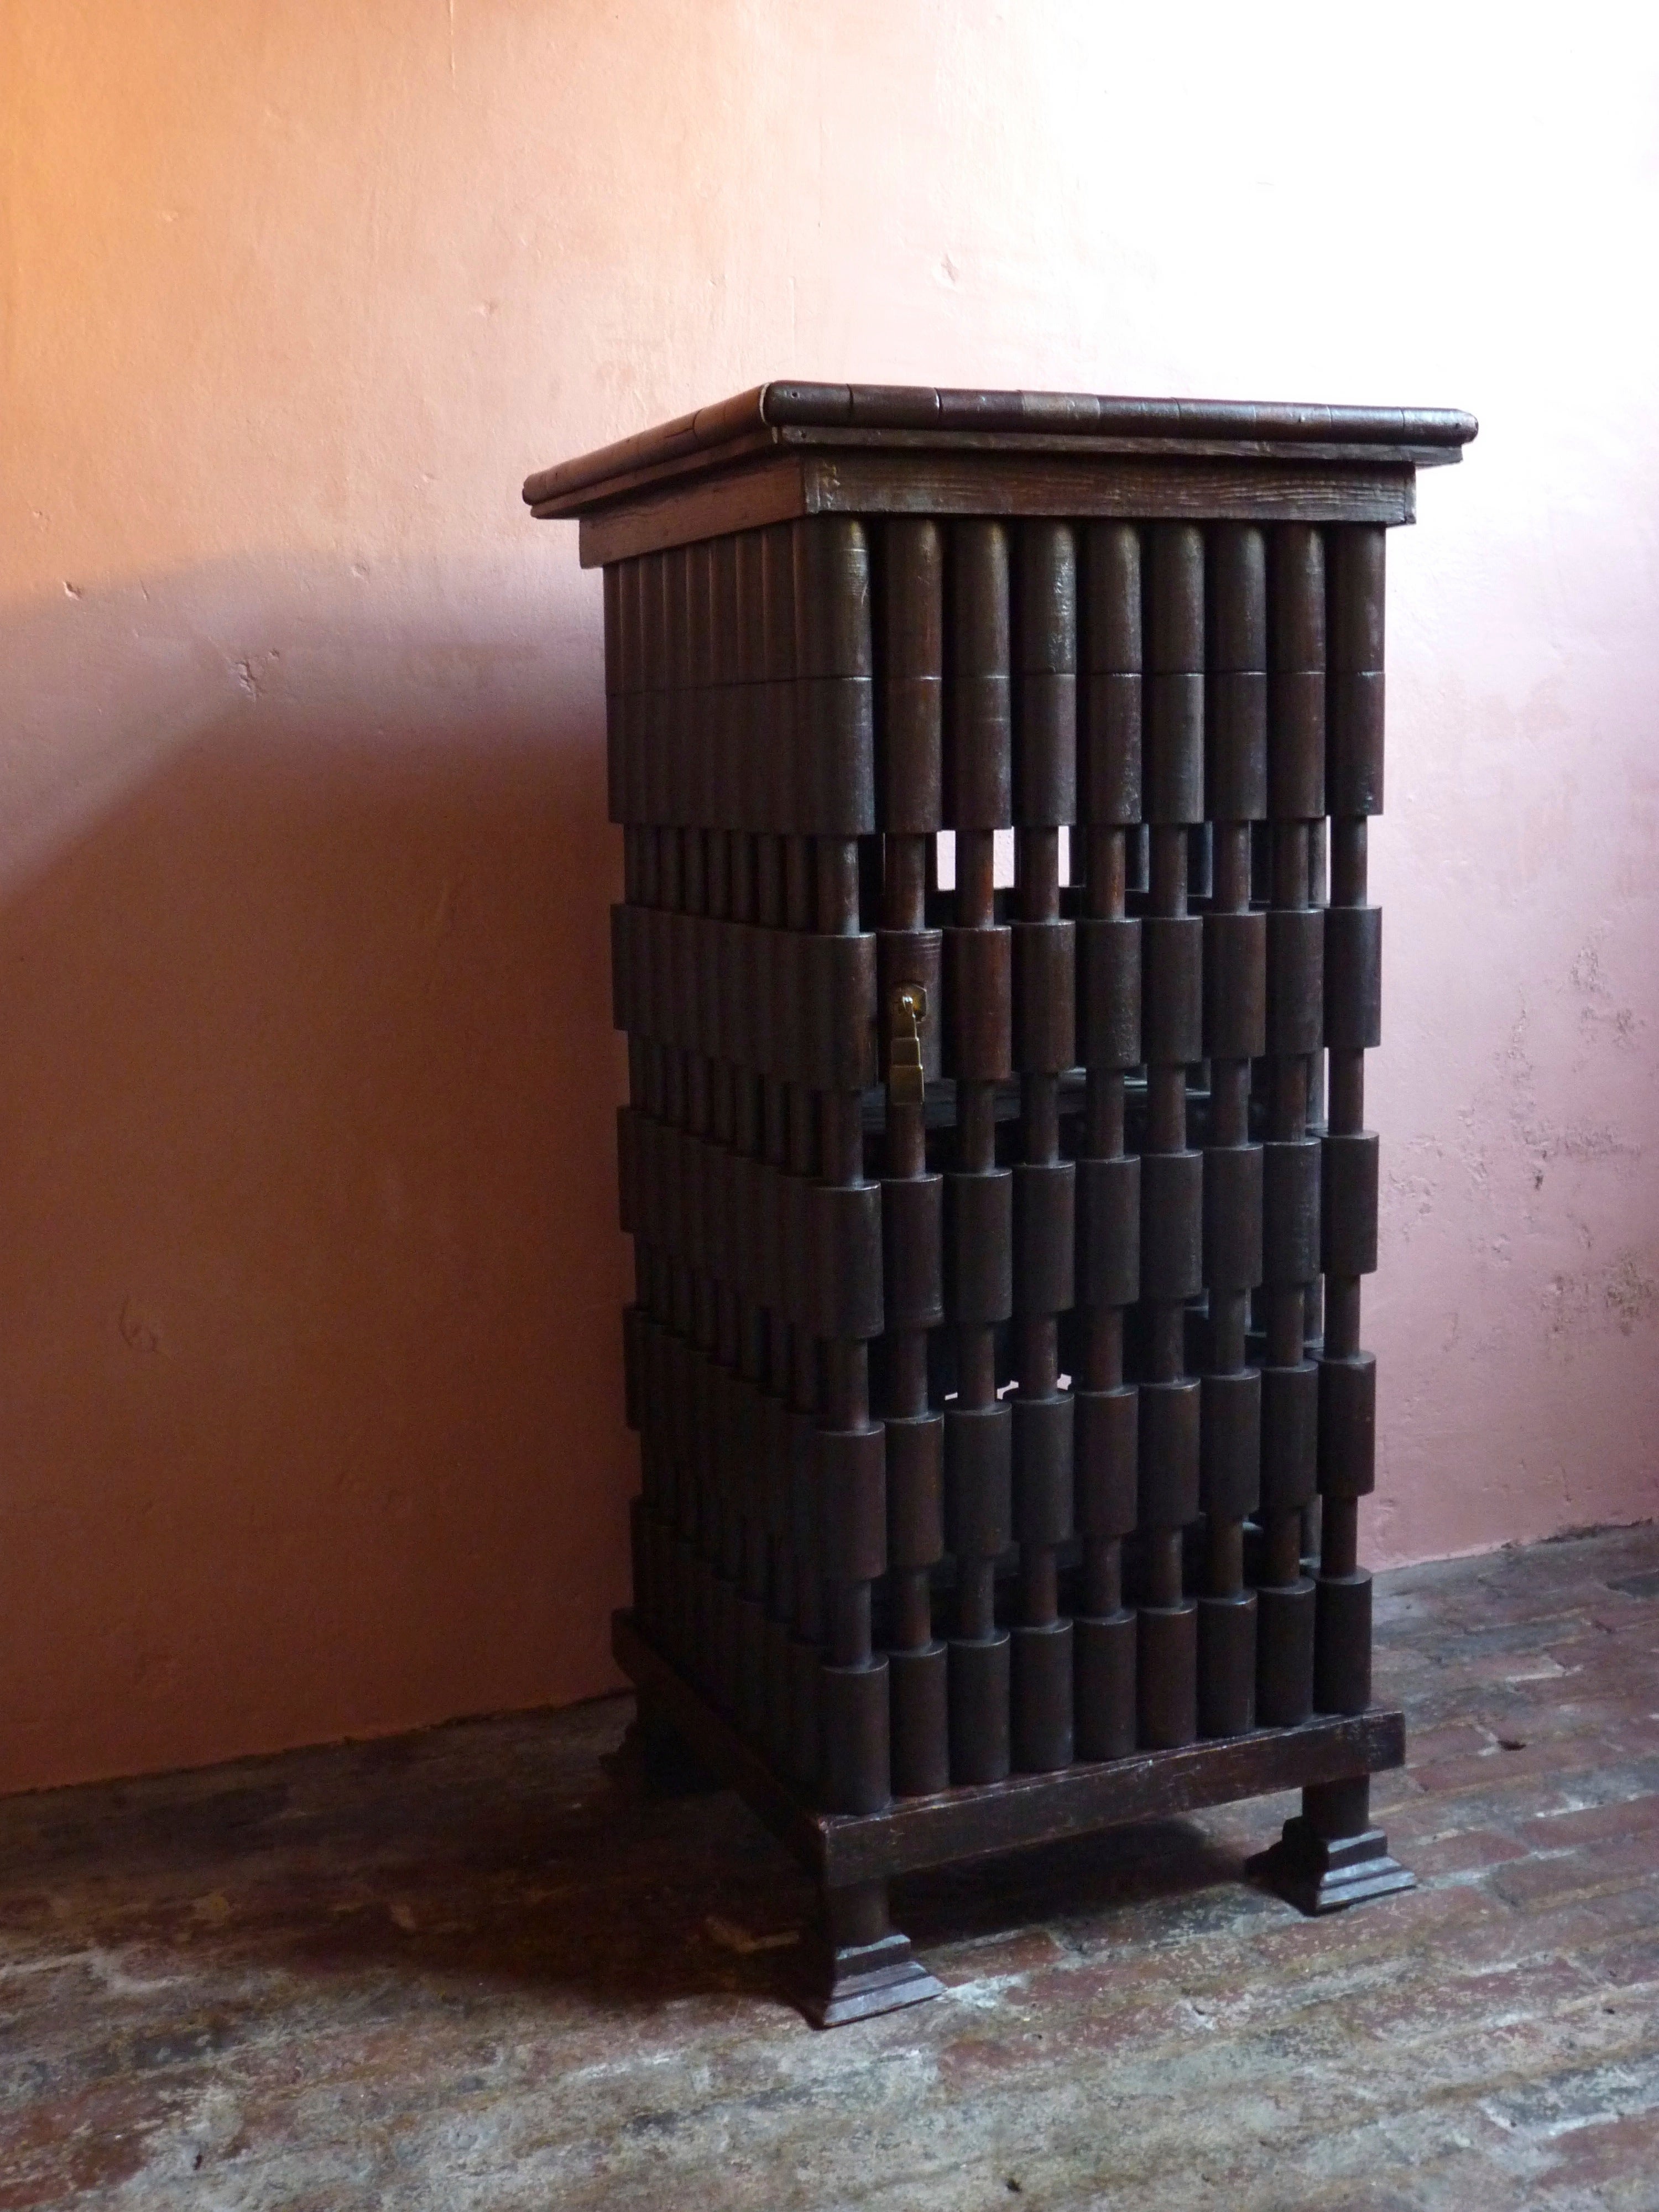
525,382,1475,2024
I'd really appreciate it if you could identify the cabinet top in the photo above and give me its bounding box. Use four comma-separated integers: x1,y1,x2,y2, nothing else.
524,382,1477,567
523,380,1477,514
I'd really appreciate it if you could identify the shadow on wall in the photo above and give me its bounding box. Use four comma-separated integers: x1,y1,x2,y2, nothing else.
0,554,634,1796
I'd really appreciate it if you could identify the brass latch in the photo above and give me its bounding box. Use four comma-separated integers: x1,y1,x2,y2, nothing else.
889,984,928,1105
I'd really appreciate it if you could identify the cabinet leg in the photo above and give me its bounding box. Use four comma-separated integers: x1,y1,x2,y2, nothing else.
800,1877,944,2028
1246,1773,1415,1914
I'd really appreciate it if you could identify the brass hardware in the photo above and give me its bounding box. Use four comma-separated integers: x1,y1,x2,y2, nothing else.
889,984,928,1105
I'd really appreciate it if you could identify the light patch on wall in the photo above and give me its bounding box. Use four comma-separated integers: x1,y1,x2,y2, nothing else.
1540,1254,1659,1357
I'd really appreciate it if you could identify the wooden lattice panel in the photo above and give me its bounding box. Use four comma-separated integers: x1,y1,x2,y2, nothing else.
528,384,1474,2022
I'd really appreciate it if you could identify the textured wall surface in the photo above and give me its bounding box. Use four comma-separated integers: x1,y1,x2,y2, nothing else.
1,0,1655,1793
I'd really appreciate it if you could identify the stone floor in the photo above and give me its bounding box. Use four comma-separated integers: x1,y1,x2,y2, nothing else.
3,1525,1659,2210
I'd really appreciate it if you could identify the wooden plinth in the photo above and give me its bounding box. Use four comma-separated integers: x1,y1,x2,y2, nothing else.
613,1610,1407,2021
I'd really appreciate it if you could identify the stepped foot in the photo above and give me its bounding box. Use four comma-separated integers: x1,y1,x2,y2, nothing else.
1247,1773,1416,1915
800,1877,945,2028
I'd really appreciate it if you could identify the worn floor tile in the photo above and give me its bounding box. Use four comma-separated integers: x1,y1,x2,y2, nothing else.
2,1525,1658,2209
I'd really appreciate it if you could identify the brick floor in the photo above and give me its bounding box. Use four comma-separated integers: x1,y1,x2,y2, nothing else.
2,1523,1658,2209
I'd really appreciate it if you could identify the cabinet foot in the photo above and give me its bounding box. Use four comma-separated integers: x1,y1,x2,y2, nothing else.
1246,1774,1415,1915
801,1878,945,2028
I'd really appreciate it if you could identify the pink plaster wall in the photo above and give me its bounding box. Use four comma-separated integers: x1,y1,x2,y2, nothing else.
2,1,1655,1794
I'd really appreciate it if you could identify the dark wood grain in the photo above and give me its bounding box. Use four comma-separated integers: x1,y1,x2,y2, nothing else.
564,459,811,566
612,1610,1405,1887
580,383,1472,2021
524,380,1476,508
534,429,1448,530
572,454,1418,567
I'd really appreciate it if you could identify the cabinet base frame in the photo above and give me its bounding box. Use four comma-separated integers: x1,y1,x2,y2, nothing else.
612,1611,1411,2026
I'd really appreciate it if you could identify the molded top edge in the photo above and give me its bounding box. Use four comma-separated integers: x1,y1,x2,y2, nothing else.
523,381,1478,509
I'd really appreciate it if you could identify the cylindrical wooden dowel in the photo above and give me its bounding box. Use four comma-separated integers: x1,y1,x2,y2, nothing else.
1198,525,1265,1740
1134,525,1203,1751
879,518,950,1798
1009,522,1077,1774
1074,520,1142,1761
943,521,1013,1787
1255,524,1325,1728
801,518,891,1817
1314,525,1385,1720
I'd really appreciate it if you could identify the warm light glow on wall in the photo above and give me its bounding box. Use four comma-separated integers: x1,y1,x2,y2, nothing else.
2,0,1656,1792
